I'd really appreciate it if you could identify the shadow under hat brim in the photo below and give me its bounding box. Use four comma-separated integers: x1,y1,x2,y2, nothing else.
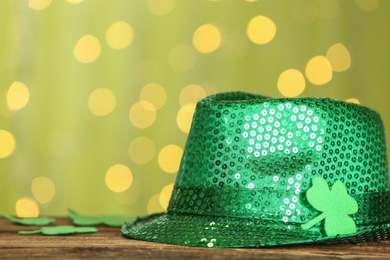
121,212,389,248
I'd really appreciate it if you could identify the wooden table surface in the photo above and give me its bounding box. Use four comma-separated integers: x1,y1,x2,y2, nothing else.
1,217,390,259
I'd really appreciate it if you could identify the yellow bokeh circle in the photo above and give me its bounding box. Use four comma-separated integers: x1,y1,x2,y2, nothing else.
158,144,183,173
147,194,163,214
159,183,174,210
105,164,133,193
7,81,30,111
193,24,222,53
326,43,351,72
355,0,379,11
147,0,176,16
277,69,306,97
29,0,52,10
88,88,116,116
47,129,75,158
0,130,16,158
128,136,156,165
114,179,140,205
292,0,318,24
16,197,39,218
179,84,207,106
168,44,197,72
74,34,101,63
105,21,134,50
31,176,56,204
346,98,360,104
221,32,249,61
305,55,333,85
246,15,277,44
317,0,340,19
66,0,84,3
129,101,157,128
176,103,196,133
136,60,163,84
139,83,167,110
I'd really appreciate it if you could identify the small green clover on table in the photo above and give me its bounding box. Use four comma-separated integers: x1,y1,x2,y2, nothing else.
19,226,97,235
1,214,97,235
302,177,358,236
68,209,132,227
1,214,55,226
1,210,132,236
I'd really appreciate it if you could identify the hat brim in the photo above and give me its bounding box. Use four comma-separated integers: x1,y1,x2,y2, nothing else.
121,212,389,247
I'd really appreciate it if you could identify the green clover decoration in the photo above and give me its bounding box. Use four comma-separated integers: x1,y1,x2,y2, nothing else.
19,225,97,235
1,214,55,226
68,209,132,227
301,177,358,236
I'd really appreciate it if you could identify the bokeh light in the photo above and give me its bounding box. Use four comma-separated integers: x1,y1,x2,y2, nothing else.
147,0,176,16
176,104,196,133
0,130,16,159
87,88,116,116
159,183,174,210
6,15,28,43
136,60,163,85
139,83,167,110
292,0,318,24
16,197,39,218
105,164,133,193
47,129,75,158
129,101,157,128
246,15,276,44
355,0,379,11
128,136,156,165
7,81,30,111
193,24,222,53
66,0,84,3
158,145,183,173
277,69,306,97
305,55,333,85
74,34,101,63
114,179,140,206
317,0,340,19
179,84,207,106
29,0,52,10
221,32,249,61
147,194,163,214
346,98,360,104
326,43,351,72
168,44,197,72
105,21,134,50
31,176,56,204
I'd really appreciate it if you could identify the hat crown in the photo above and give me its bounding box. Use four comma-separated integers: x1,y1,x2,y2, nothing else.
168,92,390,230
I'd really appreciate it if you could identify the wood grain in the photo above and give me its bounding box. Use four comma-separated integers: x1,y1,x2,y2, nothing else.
0,217,389,259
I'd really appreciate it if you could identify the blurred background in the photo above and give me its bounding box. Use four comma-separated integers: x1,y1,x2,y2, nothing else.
0,0,389,217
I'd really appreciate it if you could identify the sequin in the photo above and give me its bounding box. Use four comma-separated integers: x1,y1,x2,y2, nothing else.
122,92,390,248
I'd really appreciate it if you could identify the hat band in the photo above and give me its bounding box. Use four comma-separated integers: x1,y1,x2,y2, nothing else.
168,186,390,227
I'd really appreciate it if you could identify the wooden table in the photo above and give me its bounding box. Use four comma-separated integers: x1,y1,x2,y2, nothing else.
1,217,390,259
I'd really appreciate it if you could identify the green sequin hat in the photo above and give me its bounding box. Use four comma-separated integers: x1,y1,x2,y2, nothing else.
122,92,390,247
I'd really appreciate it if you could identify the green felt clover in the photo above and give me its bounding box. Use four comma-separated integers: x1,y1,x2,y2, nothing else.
19,225,97,235
1,214,55,226
301,177,358,236
68,209,132,227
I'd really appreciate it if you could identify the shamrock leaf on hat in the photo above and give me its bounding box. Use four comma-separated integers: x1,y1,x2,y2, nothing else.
301,177,358,236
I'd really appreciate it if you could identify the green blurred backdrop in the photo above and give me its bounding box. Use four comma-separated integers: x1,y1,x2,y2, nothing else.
0,0,389,217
